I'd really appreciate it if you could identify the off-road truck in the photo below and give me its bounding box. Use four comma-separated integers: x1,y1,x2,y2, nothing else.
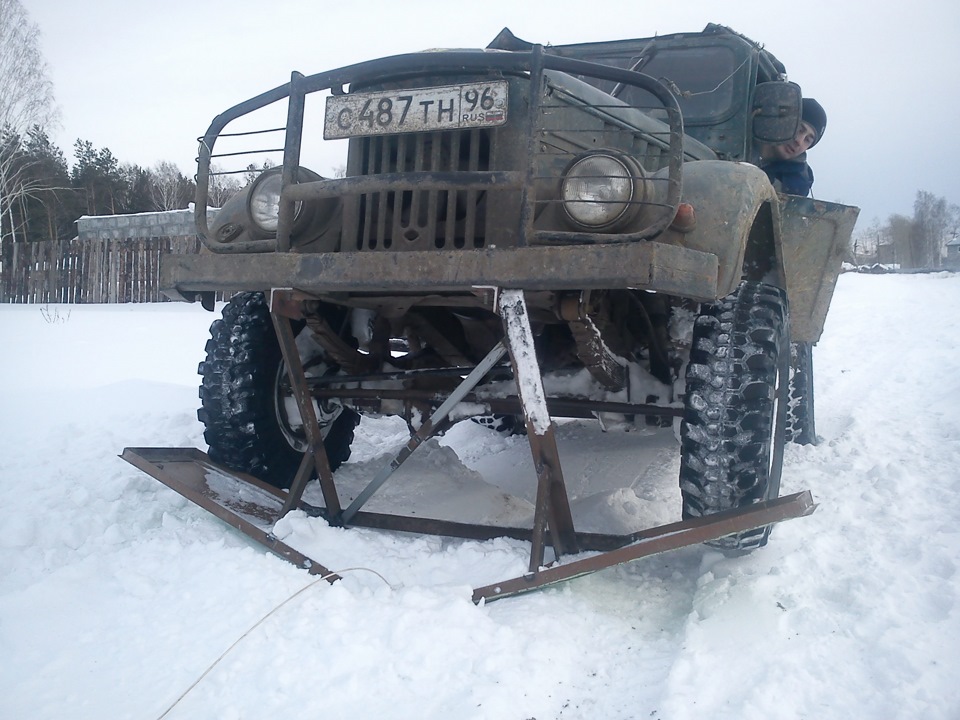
160,24,858,554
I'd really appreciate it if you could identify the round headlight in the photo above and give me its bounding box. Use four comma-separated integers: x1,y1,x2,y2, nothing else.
248,170,302,233
561,152,641,230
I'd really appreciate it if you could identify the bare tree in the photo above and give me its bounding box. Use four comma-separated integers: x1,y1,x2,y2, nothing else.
0,0,56,133
886,214,914,267
243,160,275,186
150,160,189,211
0,0,58,244
912,191,951,269
0,132,42,243
208,164,242,208
850,219,882,266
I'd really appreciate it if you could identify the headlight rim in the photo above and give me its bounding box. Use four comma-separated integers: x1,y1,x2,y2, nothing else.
246,167,304,234
560,150,646,232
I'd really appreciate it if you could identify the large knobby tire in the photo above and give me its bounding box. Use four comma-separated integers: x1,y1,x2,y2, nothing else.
679,281,790,550
786,341,817,445
197,292,359,489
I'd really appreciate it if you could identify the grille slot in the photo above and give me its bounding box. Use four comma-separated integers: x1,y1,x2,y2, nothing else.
351,129,491,251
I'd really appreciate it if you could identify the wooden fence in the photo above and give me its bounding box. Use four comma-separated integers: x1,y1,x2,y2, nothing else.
0,236,204,304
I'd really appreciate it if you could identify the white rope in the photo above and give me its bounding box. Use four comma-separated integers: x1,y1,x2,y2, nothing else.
156,566,395,719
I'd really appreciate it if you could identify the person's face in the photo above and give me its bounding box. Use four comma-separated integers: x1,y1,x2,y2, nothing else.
772,121,818,160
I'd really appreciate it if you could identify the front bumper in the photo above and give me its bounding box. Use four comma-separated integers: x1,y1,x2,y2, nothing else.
161,241,719,301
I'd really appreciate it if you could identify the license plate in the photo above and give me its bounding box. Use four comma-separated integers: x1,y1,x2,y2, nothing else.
324,80,508,139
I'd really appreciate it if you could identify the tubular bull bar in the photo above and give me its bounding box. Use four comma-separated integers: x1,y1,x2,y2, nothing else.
192,46,686,255
123,288,816,602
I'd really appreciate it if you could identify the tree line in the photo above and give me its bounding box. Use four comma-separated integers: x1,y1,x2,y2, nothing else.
851,191,960,269
0,126,216,244
0,0,244,246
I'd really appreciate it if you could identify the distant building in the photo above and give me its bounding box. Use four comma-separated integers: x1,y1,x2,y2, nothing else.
76,206,216,242
945,236,960,269
877,242,898,265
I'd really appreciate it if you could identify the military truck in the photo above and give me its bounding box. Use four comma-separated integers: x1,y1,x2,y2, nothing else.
151,24,857,571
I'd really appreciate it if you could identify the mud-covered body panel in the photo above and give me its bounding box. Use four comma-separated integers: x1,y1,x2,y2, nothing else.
780,196,860,343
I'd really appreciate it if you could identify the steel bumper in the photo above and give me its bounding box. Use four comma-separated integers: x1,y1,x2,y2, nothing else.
161,242,719,300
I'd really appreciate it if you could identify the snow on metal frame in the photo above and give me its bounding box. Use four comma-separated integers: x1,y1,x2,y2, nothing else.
498,289,552,435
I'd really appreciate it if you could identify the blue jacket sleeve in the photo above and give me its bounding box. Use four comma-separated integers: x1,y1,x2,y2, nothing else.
762,160,814,197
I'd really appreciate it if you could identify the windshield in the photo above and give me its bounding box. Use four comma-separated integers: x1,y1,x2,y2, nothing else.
561,44,743,124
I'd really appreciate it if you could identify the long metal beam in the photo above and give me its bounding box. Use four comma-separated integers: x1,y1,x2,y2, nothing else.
307,386,686,420
120,447,338,580
472,490,817,603
118,446,708,552
121,447,815,603
161,242,719,300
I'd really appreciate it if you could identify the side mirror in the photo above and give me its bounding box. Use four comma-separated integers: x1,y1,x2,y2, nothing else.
752,81,802,144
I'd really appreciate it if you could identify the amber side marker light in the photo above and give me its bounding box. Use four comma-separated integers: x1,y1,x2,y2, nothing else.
670,202,697,233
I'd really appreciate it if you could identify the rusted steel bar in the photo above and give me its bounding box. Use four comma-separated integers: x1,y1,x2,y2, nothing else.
499,289,579,568
305,385,684,419
471,491,817,603
339,341,509,524
161,242,720,299
302,504,635,551
276,72,307,253
120,447,338,580
269,296,341,516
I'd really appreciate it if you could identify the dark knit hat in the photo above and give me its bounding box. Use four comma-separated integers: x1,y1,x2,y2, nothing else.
802,98,827,146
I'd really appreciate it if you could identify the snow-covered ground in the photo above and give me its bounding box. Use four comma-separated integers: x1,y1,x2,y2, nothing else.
1,273,959,720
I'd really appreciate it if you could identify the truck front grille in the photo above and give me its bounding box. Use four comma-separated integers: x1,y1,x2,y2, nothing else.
347,129,492,251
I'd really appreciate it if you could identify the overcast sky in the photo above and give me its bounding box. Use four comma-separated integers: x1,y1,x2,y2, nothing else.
20,0,960,227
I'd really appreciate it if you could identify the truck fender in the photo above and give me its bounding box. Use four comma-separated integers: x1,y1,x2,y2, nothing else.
671,160,783,298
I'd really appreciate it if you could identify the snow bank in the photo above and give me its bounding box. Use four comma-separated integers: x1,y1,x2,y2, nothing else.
1,275,959,719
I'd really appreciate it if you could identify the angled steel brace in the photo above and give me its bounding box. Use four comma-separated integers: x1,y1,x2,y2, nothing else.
340,340,508,524
120,447,339,581
269,292,341,517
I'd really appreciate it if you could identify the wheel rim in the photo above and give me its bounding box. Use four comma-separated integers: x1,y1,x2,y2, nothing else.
273,362,344,452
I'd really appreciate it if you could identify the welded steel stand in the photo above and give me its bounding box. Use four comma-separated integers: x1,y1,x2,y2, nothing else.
122,287,818,603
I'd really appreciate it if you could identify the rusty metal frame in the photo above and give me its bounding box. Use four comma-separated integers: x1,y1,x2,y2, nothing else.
120,445,814,601
124,287,817,601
